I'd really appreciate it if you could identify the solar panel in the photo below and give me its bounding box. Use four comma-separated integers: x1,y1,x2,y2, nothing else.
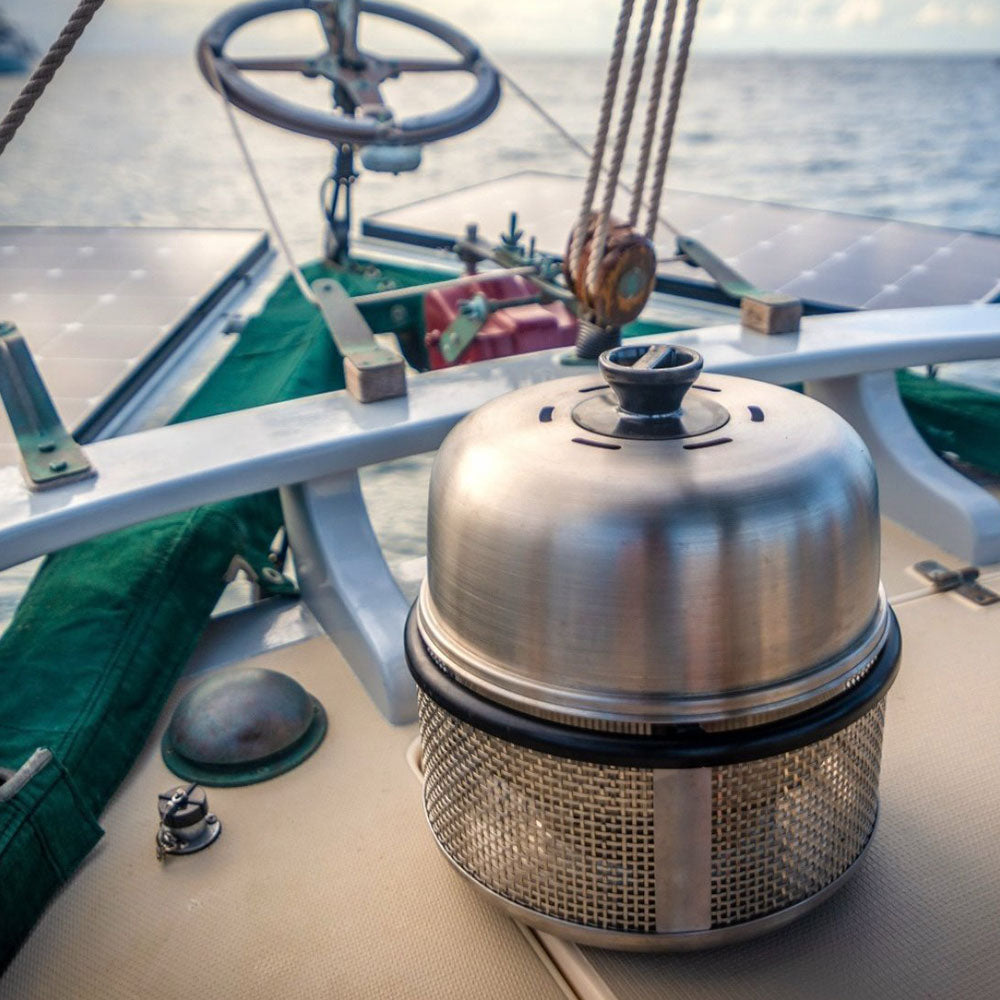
363,171,1000,312
0,226,269,468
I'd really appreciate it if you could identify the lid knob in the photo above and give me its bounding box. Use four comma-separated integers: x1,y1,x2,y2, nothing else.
599,344,703,419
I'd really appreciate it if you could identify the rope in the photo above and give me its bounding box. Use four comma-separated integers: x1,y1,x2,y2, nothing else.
498,70,595,164
586,0,659,293
202,54,317,305
499,67,681,238
569,0,635,278
0,0,106,157
644,0,698,240
628,0,677,225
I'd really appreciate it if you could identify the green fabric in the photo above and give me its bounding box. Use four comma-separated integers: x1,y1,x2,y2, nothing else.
0,256,431,969
0,753,103,968
897,370,1000,478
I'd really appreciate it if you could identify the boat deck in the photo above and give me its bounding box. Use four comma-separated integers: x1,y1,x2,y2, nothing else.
3,517,999,1000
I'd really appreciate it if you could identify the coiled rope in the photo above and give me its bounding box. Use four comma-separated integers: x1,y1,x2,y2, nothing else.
0,0,107,158
572,0,700,294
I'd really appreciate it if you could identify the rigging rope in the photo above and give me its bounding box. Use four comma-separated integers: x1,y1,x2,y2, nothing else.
569,0,699,296
0,0,107,158
628,0,678,226
569,0,635,277
643,0,699,239
587,0,660,293
498,69,681,237
201,56,318,305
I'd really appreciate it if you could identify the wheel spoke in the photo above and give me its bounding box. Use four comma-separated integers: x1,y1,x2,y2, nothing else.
386,57,469,73
230,55,317,74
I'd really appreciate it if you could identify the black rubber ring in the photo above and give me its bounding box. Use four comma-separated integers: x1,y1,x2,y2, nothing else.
405,605,901,768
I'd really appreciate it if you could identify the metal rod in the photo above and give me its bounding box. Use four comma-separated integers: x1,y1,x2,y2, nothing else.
349,265,540,307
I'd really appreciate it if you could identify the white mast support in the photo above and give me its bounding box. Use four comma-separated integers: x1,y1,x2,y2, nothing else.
644,0,699,240
3,304,1000,723
628,0,678,227
569,0,635,278
806,371,1000,567
586,0,660,294
280,471,415,723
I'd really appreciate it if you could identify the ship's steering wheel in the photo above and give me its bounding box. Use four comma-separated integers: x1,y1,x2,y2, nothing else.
197,0,501,146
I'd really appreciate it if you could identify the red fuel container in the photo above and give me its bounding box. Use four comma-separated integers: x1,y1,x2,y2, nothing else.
424,274,578,369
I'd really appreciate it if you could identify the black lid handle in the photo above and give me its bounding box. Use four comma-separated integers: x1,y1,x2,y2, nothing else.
599,344,703,418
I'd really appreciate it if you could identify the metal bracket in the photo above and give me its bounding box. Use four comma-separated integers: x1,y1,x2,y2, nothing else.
438,292,544,364
0,322,94,490
913,560,999,606
224,554,298,598
438,307,487,364
311,279,407,403
321,143,358,264
676,235,801,335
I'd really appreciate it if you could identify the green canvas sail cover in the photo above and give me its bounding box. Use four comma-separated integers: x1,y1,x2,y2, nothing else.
897,369,1000,479
0,258,438,970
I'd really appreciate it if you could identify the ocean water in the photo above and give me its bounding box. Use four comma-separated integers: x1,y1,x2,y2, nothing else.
1,49,1000,626
2,52,1000,249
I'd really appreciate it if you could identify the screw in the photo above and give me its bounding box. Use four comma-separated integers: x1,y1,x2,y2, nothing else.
206,814,217,825
389,304,408,327
37,441,55,453
48,460,68,473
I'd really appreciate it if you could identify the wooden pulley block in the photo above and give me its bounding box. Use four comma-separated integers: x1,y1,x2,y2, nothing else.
563,213,657,328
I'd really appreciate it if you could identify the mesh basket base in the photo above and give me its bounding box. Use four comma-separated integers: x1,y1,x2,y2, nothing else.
432,833,876,951
419,691,885,949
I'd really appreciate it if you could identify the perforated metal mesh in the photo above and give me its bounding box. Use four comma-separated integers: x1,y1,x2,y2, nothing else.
419,691,886,936
420,693,657,932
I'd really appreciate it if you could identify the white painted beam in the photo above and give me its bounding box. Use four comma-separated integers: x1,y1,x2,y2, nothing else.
0,303,998,570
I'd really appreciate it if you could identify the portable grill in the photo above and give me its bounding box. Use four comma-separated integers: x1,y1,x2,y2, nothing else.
406,344,901,949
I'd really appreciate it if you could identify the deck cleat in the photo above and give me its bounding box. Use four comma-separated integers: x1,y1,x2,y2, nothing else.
155,783,221,860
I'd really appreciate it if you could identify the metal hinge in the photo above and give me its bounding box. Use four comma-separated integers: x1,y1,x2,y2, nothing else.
913,560,999,606
0,322,94,490
225,554,298,598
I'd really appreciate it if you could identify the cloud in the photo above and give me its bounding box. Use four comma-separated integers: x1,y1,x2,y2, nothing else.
834,0,885,28
915,1,955,25
915,1,998,26
967,2,999,25
699,0,740,33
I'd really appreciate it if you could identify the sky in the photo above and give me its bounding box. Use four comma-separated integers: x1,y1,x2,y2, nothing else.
5,0,1000,54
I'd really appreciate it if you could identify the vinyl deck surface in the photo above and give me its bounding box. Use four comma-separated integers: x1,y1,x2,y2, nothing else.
3,519,999,999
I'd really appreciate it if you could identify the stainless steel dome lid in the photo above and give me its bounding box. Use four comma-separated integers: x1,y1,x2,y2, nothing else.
418,344,888,724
